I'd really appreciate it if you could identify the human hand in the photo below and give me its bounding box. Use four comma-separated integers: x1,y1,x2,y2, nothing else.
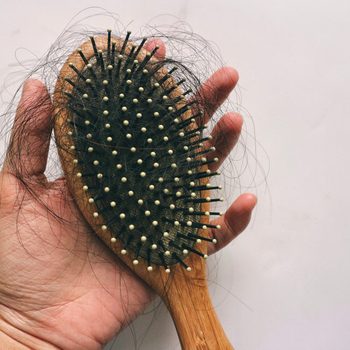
0,40,256,350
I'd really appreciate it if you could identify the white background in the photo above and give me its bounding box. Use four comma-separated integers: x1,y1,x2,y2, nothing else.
0,1,350,349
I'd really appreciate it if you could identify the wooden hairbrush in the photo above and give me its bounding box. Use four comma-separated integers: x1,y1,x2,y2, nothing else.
53,30,233,350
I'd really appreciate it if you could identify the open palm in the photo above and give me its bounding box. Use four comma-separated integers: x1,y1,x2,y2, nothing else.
0,40,256,350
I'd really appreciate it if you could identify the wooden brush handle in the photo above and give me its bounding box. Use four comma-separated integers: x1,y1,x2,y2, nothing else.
160,269,233,350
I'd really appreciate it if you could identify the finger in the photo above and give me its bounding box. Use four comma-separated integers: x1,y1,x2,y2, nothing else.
3,79,53,178
144,39,166,60
204,112,243,172
207,193,257,255
196,67,239,124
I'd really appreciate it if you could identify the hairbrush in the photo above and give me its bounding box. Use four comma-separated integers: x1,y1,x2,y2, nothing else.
53,30,233,349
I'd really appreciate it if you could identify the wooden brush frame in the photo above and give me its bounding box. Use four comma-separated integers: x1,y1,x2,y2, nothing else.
53,33,233,350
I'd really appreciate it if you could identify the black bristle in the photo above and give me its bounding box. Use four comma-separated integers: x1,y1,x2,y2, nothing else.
77,49,89,65
120,31,131,54
173,253,191,271
133,38,147,60
98,51,105,72
136,46,160,73
107,29,111,60
111,42,116,65
182,244,207,258
68,63,86,80
89,36,99,59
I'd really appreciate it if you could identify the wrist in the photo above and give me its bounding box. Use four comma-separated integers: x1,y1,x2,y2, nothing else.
0,308,59,350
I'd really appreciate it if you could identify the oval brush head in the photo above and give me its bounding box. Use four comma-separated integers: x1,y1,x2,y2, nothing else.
54,30,221,273
54,30,232,349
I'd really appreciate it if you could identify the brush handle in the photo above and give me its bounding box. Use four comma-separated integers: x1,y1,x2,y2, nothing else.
161,271,234,350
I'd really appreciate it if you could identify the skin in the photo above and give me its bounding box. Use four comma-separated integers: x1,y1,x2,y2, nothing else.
0,40,256,349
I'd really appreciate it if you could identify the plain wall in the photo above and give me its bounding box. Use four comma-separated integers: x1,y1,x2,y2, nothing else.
0,1,349,349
